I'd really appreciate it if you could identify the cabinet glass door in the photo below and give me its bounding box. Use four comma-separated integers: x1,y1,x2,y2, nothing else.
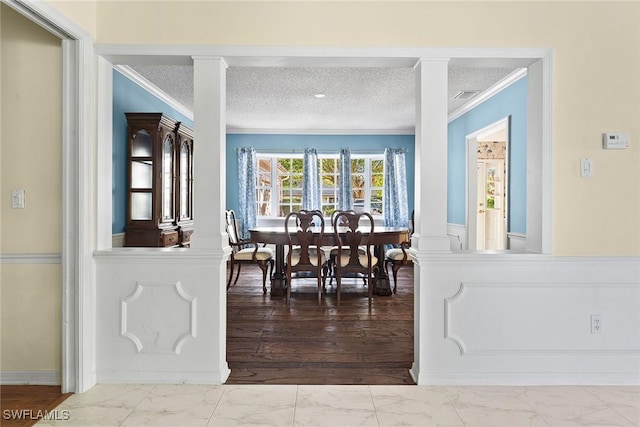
179,142,191,219
131,192,152,220
162,135,174,221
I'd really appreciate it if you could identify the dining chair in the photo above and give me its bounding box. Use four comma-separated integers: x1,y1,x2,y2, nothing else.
225,209,274,293
384,210,414,293
326,209,365,286
332,211,377,306
284,210,328,305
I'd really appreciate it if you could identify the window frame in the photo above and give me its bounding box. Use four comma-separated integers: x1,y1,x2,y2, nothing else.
255,152,385,218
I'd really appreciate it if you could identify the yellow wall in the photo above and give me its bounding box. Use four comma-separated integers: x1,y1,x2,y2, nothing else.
92,0,640,256
1,4,62,372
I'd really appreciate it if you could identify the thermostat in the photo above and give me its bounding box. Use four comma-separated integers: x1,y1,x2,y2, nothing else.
602,133,629,149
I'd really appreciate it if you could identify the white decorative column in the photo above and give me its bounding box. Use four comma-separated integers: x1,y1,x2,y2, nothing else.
412,58,451,252
191,56,229,250
191,56,231,382
410,58,451,385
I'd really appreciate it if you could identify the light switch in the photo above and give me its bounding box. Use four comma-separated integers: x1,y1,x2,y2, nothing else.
580,158,593,177
12,189,25,209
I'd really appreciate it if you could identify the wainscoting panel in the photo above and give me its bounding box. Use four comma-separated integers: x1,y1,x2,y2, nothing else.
445,281,640,355
94,249,230,384
120,281,196,354
412,254,640,385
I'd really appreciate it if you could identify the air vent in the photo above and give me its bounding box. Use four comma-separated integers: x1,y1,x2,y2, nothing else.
452,90,480,100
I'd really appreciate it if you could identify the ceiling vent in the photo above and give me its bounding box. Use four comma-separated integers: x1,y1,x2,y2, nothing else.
452,90,480,100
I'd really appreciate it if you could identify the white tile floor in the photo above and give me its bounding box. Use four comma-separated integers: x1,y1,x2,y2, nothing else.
36,384,639,427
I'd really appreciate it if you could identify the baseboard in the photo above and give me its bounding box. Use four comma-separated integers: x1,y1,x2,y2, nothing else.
0,370,61,385
112,233,125,248
97,368,231,385
417,372,640,386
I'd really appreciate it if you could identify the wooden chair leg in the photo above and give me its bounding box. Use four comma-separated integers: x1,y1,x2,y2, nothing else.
227,261,235,289
233,263,242,285
316,269,322,305
259,262,268,294
392,264,400,294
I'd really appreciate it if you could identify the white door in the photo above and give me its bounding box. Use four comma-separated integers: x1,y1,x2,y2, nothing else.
477,160,505,250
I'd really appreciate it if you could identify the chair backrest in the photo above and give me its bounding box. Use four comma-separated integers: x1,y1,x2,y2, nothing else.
333,211,375,268
330,209,356,227
224,209,241,246
285,210,324,267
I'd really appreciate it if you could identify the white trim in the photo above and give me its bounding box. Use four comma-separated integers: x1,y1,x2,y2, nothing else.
96,44,550,67
112,233,125,248
507,232,527,240
0,370,61,385
541,51,554,255
227,127,414,135
97,370,231,385
0,253,62,264
417,373,640,386
449,68,528,122
114,65,194,121
2,0,90,40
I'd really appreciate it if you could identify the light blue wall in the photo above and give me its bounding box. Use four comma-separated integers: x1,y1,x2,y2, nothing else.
226,134,415,216
112,70,194,234
447,77,528,234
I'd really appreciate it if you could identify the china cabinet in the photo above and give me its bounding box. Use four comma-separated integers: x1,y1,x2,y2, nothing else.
124,113,194,247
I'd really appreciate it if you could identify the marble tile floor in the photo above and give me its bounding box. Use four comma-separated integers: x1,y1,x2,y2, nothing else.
36,384,639,427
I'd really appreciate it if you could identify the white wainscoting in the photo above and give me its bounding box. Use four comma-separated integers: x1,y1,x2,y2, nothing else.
93,248,230,384
411,254,640,385
93,248,639,386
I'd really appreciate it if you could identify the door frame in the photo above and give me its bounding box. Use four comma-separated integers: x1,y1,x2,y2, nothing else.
466,116,510,251
3,0,95,393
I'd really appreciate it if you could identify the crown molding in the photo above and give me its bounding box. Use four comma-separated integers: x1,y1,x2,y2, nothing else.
448,67,528,123
226,127,415,135
114,65,194,122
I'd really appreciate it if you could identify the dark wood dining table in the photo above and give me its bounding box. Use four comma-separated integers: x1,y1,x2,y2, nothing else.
249,226,410,297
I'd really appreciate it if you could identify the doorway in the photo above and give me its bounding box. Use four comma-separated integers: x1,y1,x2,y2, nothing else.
467,117,509,251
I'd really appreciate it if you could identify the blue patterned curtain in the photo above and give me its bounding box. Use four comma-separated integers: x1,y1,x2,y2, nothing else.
237,147,257,239
338,148,353,210
302,148,321,211
383,148,409,228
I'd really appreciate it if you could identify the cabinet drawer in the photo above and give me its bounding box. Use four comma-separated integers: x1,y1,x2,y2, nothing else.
161,231,179,247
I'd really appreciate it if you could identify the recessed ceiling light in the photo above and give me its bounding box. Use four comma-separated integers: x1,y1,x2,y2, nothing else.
314,93,326,99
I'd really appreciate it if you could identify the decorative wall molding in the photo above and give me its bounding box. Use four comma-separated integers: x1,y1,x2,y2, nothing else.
94,248,231,264
445,281,640,356
120,281,196,354
227,127,415,135
0,370,60,385
0,253,62,264
448,68,528,122
115,65,194,121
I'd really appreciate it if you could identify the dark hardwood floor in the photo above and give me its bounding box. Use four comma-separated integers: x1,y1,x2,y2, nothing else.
226,263,415,385
0,385,71,427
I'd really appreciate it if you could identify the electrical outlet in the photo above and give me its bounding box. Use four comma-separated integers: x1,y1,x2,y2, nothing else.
591,314,602,334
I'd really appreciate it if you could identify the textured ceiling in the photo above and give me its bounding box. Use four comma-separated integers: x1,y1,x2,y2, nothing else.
130,64,518,132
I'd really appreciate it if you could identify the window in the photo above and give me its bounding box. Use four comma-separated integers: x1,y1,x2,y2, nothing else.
256,154,384,217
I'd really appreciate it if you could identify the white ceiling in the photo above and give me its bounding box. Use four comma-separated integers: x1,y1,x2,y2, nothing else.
129,64,520,132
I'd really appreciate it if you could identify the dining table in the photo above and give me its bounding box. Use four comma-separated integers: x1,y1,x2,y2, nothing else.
249,225,410,297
